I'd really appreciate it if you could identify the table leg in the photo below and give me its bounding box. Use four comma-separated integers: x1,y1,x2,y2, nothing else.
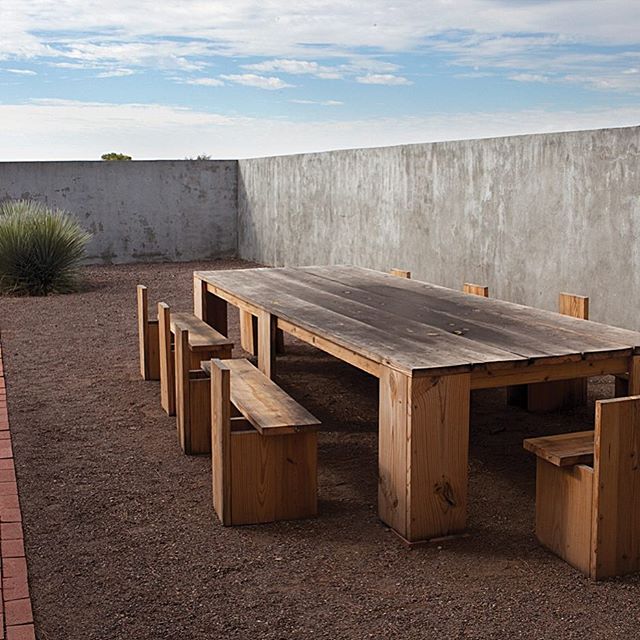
257,311,277,379
628,355,640,394
193,275,228,335
378,367,471,542
239,310,258,355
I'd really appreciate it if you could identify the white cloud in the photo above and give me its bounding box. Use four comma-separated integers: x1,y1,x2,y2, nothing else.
1,98,640,161
509,73,550,83
3,1,640,73
97,68,134,78
243,59,343,79
356,74,412,86
290,99,343,106
183,77,225,86
4,68,36,75
220,74,293,90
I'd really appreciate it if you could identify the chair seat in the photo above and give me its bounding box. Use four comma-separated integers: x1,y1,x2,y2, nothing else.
523,430,594,467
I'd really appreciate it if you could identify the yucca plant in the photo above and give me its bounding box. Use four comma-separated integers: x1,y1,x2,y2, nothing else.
0,200,91,296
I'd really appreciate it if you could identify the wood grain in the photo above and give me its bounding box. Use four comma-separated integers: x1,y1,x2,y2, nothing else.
535,460,594,576
527,292,590,412
175,326,190,454
258,311,277,379
239,310,258,355
463,283,489,297
379,368,471,541
524,431,594,467
195,266,640,376
137,285,148,379
390,268,411,279
209,358,317,526
210,359,231,525
202,358,320,435
158,302,174,415
591,396,640,579
136,285,159,380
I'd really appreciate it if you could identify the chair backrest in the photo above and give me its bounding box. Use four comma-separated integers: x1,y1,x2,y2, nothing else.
390,268,411,279
463,283,489,297
591,395,640,579
559,293,589,320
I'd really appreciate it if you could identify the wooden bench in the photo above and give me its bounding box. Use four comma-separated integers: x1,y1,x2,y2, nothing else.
524,395,640,580
137,285,160,380
204,358,320,525
158,303,233,415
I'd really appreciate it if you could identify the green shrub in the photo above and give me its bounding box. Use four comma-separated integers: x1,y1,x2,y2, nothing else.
0,200,91,296
101,152,132,161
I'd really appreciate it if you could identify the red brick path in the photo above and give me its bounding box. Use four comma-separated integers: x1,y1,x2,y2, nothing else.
0,337,35,640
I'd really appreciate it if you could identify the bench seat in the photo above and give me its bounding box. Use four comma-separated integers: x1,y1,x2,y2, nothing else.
523,431,594,467
201,358,319,436
170,312,232,351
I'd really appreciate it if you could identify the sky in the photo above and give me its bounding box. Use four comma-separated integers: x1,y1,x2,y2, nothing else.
1,0,640,160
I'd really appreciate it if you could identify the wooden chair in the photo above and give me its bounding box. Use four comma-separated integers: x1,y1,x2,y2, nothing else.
524,395,640,580
137,285,160,381
159,304,233,416
510,293,589,412
205,358,320,525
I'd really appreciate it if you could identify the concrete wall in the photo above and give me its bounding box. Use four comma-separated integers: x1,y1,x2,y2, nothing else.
238,126,640,331
0,160,237,264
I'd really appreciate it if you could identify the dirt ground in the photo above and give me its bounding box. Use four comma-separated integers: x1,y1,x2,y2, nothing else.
1,259,639,640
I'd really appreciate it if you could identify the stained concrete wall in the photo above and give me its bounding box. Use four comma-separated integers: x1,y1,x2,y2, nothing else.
238,126,640,331
0,160,237,264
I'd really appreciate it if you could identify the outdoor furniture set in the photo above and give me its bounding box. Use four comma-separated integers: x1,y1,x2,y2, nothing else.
137,284,320,525
138,266,640,580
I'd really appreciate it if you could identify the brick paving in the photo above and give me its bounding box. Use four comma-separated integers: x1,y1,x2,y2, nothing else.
0,336,35,640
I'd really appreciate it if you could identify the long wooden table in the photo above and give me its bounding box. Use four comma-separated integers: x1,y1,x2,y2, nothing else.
193,266,640,542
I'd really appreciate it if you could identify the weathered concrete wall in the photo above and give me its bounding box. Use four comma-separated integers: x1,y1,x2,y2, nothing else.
238,126,640,331
0,160,237,264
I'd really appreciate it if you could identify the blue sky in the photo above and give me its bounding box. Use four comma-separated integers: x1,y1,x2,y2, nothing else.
1,1,639,159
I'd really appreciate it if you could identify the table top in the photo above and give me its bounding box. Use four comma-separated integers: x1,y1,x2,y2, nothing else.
195,266,640,375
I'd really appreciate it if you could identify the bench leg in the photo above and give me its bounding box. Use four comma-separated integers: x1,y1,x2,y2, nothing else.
535,459,593,576
378,368,470,542
137,285,160,380
158,303,175,415
175,327,211,454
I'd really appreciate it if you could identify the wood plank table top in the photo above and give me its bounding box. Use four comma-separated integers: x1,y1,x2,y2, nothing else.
195,266,640,377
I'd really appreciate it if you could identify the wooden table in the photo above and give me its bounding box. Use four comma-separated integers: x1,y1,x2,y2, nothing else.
193,266,640,543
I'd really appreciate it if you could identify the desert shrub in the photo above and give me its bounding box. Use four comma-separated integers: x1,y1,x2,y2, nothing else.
0,200,91,296
101,152,132,161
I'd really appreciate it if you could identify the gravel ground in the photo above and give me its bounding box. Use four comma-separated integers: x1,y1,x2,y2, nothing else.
1,259,639,640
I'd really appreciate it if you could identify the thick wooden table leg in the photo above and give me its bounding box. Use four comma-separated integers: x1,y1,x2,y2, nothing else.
239,310,258,355
378,368,471,542
257,311,277,379
193,275,228,334
628,355,640,394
